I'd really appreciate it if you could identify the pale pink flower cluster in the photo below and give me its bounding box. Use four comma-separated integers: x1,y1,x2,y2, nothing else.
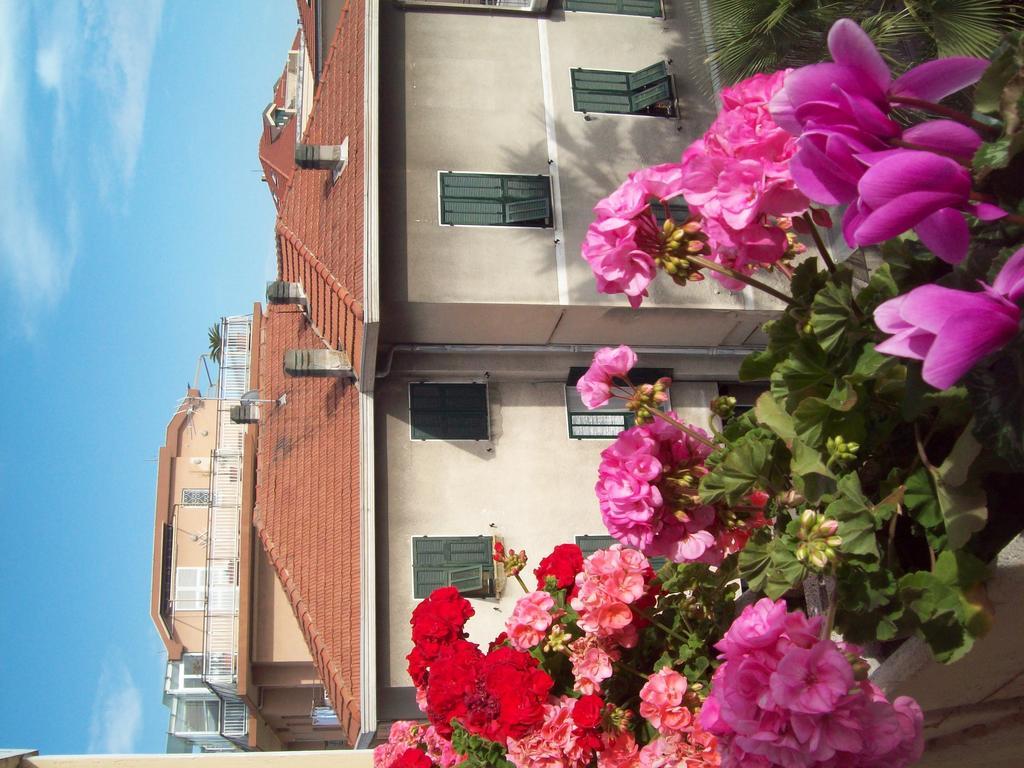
506,590,555,651
594,724,720,768
638,727,720,768
596,416,739,565
581,165,688,307
576,345,639,409
568,635,619,695
639,668,692,733
374,721,463,768
679,71,809,288
702,599,924,768
570,545,653,648
507,697,598,768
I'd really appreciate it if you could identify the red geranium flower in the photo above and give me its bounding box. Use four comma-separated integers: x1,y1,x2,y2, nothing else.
411,587,475,660
393,748,432,768
534,544,584,591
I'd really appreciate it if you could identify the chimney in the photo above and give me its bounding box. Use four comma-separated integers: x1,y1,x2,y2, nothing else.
266,281,309,314
294,138,349,182
284,349,354,379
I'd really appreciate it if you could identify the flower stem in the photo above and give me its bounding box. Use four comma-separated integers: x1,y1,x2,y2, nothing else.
800,213,836,273
616,660,650,682
687,254,795,306
889,96,995,136
634,607,689,644
648,407,718,449
514,573,529,593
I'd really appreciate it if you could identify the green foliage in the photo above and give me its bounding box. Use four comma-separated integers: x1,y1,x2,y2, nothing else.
208,324,222,364
684,0,1021,88
451,724,514,768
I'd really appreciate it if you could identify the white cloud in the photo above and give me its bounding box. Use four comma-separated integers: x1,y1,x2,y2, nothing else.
35,44,62,90
88,655,143,754
0,0,164,332
0,2,74,333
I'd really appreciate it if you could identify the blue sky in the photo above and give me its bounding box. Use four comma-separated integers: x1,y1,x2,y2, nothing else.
0,0,296,754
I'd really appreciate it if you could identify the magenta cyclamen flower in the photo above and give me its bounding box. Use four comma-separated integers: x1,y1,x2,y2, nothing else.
844,150,1007,264
874,246,1024,389
772,18,990,209
576,345,638,409
703,599,924,768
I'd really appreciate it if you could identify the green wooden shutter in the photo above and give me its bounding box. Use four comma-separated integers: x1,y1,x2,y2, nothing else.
627,62,668,90
572,63,672,115
413,537,494,598
564,0,662,16
441,173,550,227
448,565,485,593
630,79,672,112
410,383,489,440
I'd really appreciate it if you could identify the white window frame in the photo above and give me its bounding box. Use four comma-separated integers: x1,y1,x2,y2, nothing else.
174,567,207,611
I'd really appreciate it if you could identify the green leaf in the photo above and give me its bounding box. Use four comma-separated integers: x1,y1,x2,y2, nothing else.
904,468,942,528
975,32,1022,114
790,439,836,504
790,258,827,305
973,138,1011,175
855,264,899,314
844,344,895,385
931,424,988,549
699,434,773,505
738,530,772,593
825,474,881,559
824,379,858,412
809,268,858,353
966,341,1024,470
754,391,796,444
933,550,989,591
765,543,806,600
898,571,975,663
739,348,777,381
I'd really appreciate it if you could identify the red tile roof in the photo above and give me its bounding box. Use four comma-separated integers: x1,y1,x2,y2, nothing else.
258,30,303,208
255,304,363,746
254,0,367,746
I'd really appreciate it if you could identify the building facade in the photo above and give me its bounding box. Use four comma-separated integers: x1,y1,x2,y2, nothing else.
150,314,348,751
241,0,788,748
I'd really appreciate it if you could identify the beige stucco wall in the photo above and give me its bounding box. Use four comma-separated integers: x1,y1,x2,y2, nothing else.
252,547,317,663
161,401,218,653
377,350,731,687
378,3,786,344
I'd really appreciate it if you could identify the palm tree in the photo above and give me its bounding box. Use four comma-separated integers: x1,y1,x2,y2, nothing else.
690,0,1020,87
208,323,222,365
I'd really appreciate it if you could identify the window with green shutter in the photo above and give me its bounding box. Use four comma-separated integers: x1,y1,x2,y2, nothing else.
439,173,552,227
410,383,490,440
652,198,691,227
575,535,667,571
564,0,662,16
571,62,675,117
413,536,496,599
565,367,672,439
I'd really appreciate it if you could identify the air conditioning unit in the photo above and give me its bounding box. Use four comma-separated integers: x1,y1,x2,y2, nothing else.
230,403,260,424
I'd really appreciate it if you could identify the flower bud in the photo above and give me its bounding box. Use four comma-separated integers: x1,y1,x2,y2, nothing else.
796,543,808,563
809,549,829,569
826,535,843,548
800,509,817,531
816,519,839,537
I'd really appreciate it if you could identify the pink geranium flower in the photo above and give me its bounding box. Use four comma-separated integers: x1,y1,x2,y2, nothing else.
507,697,600,768
568,635,618,695
769,642,854,714
704,600,924,768
874,246,1024,389
505,590,555,651
570,546,654,648
639,668,692,733
576,345,639,409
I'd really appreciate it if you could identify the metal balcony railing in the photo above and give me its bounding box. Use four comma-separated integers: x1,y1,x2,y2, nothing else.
202,314,251,710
